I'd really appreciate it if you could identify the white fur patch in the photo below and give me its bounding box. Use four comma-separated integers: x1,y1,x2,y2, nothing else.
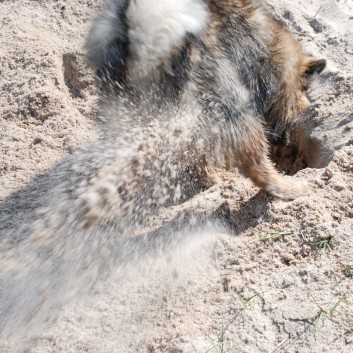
126,0,209,75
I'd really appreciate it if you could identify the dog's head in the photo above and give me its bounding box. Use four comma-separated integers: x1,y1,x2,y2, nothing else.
266,55,326,146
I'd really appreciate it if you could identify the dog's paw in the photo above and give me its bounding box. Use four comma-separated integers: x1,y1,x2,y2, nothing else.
264,175,311,200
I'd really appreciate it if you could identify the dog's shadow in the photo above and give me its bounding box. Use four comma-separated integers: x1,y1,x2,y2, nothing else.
0,147,271,251
141,192,271,247
0,153,81,241
0,147,272,337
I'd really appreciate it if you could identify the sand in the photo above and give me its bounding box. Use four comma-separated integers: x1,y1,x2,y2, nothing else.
0,0,353,352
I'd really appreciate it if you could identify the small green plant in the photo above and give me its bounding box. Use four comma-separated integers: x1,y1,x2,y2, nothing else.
344,265,352,278
279,291,348,351
312,230,333,253
218,328,226,353
205,326,227,353
309,292,347,334
311,302,327,333
239,291,266,328
240,291,266,309
259,231,292,242
330,293,347,315
205,292,265,353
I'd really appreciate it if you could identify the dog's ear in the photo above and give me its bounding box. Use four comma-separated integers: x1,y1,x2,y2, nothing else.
304,58,326,77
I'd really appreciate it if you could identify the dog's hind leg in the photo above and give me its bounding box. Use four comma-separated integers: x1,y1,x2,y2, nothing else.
230,115,309,200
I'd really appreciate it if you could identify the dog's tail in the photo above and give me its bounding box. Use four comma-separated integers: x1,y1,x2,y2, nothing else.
85,0,209,81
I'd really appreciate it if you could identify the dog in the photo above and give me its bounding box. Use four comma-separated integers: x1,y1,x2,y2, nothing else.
85,0,326,200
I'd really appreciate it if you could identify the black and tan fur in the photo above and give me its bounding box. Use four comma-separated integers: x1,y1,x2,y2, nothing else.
85,0,326,200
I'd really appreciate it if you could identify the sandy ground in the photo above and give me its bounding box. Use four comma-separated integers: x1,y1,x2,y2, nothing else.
0,0,353,352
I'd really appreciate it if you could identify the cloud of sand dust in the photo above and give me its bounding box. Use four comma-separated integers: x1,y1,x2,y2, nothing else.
0,93,226,342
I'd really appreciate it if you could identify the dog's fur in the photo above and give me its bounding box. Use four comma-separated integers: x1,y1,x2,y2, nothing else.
85,0,326,199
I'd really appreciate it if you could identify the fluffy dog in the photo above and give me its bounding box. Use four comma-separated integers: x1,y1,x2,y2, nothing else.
85,0,326,200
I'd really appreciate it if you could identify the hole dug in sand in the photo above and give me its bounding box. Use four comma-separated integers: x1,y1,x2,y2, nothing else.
62,53,91,99
271,121,333,175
